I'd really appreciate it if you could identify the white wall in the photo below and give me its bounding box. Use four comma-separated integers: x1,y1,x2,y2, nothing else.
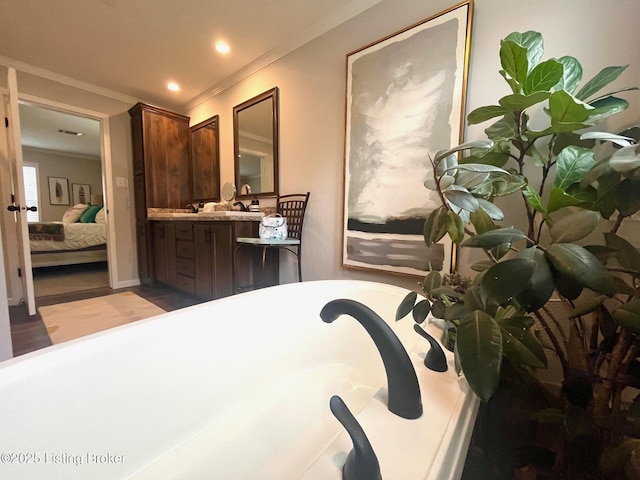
186,0,640,288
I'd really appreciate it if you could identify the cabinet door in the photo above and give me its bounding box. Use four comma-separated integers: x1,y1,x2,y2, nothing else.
194,224,213,299
194,223,234,300
143,110,192,209
152,222,177,287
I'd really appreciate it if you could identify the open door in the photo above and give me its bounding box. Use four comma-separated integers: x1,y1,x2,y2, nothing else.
4,68,36,316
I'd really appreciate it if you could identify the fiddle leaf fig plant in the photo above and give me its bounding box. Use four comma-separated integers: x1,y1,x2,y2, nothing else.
397,30,640,477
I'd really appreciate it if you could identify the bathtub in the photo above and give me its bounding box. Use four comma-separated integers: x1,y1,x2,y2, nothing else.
0,280,479,479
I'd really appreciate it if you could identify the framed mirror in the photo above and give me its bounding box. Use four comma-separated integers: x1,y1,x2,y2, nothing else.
233,87,279,199
191,115,220,202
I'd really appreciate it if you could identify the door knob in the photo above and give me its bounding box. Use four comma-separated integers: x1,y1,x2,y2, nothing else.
6,205,37,212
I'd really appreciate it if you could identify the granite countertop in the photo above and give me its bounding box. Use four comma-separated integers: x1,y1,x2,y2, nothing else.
147,210,265,222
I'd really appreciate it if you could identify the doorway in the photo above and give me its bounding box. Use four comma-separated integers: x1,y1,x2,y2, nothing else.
20,102,110,299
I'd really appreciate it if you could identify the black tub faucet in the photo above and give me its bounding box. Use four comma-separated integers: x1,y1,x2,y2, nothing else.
320,299,423,419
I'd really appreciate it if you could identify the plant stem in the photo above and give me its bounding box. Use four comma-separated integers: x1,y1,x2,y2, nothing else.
593,330,634,416
534,310,570,377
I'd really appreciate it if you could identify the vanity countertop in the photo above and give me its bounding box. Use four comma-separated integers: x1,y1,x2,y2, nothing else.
148,211,264,222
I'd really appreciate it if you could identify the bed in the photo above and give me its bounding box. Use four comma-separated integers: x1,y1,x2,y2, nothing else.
29,221,107,268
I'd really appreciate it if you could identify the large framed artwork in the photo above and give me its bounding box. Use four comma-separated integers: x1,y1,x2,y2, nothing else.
72,183,91,205
48,176,70,206
342,0,473,276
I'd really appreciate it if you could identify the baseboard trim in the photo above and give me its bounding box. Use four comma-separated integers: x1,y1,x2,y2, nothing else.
113,279,141,289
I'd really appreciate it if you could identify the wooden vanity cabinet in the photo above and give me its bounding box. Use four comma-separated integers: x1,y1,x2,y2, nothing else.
194,223,234,299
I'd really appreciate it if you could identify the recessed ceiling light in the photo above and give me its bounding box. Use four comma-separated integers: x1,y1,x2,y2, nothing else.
215,42,230,54
167,82,180,92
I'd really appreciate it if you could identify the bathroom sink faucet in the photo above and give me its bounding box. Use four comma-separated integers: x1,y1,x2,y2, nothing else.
320,299,423,419
232,201,248,212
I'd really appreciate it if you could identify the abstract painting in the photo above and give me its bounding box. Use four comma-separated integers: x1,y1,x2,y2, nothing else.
342,1,473,276
48,176,70,206
72,183,91,205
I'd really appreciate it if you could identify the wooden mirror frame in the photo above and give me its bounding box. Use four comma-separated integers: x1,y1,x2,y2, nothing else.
233,87,279,199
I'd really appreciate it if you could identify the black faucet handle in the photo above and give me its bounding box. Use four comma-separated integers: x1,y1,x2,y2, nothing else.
330,395,382,480
413,324,448,372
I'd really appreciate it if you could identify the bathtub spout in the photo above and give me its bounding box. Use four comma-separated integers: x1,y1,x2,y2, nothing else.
321,299,422,419
330,395,381,480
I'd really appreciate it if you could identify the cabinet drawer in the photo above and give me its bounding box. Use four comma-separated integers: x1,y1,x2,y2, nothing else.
176,240,194,259
176,258,194,277
176,274,196,295
175,223,193,240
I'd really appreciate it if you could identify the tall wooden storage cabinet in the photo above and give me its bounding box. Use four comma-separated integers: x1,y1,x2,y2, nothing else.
128,103,192,284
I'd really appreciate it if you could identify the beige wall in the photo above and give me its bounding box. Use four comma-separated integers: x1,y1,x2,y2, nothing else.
23,148,102,222
6,0,638,290
186,0,640,288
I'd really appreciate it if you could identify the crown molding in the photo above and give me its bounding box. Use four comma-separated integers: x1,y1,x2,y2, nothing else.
23,145,101,162
0,55,144,107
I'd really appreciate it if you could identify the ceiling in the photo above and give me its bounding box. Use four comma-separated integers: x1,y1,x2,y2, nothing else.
2,0,382,157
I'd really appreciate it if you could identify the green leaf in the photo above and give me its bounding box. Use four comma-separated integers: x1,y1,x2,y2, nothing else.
500,40,528,88
531,408,566,425
462,227,527,248
524,59,563,94
547,187,583,213
504,31,544,70
456,170,490,189
444,189,479,212
471,260,494,272
547,90,594,125
421,270,442,295
555,56,582,93
396,291,417,320
498,91,550,110
604,233,640,272
481,257,535,306
467,105,507,125
554,146,596,189
435,153,458,177
423,206,448,247
515,248,555,312
434,140,494,162
446,211,465,244
476,199,504,221
609,144,640,172
469,208,497,235
549,210,601,243
412,299,431,323
485,116,519,142
613,178,640,216
500,324,547,368
587,96,629,123
569,293,607,318
456,311,503,402
574,65,629,101
612,298,640,333
580,131,635,147
546,243,616,295
523,184,545,213
464,285,485,312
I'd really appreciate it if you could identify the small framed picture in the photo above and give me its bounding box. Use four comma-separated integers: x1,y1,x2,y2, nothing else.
72,183,91,205
48,177,70,205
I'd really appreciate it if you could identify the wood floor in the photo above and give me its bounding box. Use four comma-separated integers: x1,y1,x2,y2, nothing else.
10,282,204,357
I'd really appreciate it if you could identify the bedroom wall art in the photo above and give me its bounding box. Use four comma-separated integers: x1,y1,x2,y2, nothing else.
72,183,91,205
342,0,473,276
48,176,70,206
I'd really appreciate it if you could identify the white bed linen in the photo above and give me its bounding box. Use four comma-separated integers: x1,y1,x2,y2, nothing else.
29,222,106,252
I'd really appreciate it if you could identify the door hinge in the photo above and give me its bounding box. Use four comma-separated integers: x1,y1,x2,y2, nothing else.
17,267,22,278
4,117,8,128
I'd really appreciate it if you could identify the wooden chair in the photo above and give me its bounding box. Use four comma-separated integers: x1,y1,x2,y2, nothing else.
234,192,310,291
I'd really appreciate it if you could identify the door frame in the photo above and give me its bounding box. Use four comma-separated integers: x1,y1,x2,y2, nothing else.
5,93,118,297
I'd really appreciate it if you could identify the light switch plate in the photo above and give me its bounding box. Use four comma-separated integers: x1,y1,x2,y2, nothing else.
115,176,128,188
